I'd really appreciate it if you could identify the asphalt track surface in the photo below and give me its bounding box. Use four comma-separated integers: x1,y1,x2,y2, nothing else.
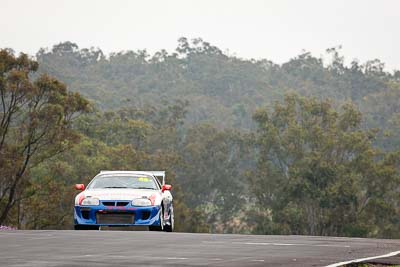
1,231,400,267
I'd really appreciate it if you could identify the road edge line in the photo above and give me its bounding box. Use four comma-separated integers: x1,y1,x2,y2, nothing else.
326,250,400,267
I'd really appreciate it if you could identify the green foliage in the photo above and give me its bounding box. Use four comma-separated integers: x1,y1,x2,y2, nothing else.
178,124,250,232
250,94,400,237
35,41,400,139
0,49,89,225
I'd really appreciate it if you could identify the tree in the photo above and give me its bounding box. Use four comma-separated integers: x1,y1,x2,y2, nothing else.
178,124,249,232
250,93,400,237
0,49,89,225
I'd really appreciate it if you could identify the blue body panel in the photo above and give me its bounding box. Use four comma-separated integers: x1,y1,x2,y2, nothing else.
74,200,161,227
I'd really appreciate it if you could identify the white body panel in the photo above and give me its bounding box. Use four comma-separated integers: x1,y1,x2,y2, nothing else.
75,189,162,205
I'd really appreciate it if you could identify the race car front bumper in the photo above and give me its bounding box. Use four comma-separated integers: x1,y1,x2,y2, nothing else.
74,201,161,227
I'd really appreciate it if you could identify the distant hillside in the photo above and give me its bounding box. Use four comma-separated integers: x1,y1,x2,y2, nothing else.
36,39,400,149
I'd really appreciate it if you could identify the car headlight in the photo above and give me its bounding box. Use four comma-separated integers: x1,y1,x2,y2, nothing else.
132,198,152,206
81,197,100,206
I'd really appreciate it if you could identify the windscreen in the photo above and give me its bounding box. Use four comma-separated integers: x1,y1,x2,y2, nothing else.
88,175,158,190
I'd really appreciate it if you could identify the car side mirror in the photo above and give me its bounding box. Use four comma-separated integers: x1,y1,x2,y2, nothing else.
162,184,172,192
75,184,85,191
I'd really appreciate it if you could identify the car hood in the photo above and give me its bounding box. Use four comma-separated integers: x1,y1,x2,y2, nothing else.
84,188,159,200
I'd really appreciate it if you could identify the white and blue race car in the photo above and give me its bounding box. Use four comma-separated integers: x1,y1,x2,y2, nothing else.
74,171,174,231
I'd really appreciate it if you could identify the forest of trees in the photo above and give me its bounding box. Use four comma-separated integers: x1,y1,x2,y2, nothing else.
1,38,399,238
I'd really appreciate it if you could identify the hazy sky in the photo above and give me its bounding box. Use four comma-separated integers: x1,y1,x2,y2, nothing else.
1,0,399,70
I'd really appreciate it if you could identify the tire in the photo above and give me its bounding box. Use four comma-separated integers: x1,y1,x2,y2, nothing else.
164,206,174,232
74,225,99,230
149,207,164,231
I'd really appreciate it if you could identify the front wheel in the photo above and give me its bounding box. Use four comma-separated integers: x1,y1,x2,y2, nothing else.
164,206,174,232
